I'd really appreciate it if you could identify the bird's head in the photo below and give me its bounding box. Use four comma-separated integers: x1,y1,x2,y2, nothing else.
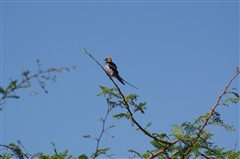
104,57,112,62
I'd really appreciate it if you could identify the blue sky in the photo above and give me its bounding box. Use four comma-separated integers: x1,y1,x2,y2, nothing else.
1,1,239,158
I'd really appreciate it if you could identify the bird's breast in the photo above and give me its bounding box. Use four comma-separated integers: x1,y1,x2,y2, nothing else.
104,64,114,76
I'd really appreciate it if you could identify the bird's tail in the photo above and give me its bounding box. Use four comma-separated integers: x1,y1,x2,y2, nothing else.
114,74,138,89
121,78,138,89
116,76,125,85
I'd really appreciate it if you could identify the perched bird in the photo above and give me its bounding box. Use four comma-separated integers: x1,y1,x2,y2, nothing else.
104,57,138,89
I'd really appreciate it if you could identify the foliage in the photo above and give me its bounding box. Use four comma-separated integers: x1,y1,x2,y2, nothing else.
0,58,76,109
81,50,240,158
95,83,240,159
35,143,88,159
0,53,239,158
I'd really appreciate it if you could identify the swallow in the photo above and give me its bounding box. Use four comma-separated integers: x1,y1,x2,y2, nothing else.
104,57,138,89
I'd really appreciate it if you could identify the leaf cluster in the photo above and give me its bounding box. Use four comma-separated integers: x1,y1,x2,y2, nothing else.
94,84,239,158
0,142,87,159
0,59,75,109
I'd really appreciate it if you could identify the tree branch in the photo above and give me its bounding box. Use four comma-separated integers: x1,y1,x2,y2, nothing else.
184,70,240,158
82,49,171,145
92,102,114,159
0,60,74,103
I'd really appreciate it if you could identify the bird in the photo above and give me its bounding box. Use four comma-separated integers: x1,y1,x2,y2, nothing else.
104,57,138,89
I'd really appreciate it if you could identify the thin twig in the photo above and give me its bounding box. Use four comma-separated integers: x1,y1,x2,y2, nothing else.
170,149,180,157
92,101,113,159
199,152,211,159
0,66,71,102
233,140,238,153
17,140,29,156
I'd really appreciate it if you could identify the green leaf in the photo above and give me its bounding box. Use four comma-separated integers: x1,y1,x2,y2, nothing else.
99,117,103,121
41,75,50,80
0,86,5,94
224,97,239,104
6,95,20,99
5,80,18,92
78,154,88,159
92,147,111,157
83,135,90,138
142,151,150,158
65,67,70,72
152,133,169,140
128,149,141,157
22,70,30,77
107,125,115,129
146,122,152,127
11,80,18,86
97,86,115,96
112,113,130,120
18,84,30,89
0,153,13,159
171,124,185,140
229,91,239,98
71,65,76,69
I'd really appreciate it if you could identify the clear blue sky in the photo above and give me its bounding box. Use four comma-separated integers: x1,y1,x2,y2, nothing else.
1,1,239,158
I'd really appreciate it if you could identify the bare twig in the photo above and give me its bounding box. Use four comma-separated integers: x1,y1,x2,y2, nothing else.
233,140,238,153
17,140,29,156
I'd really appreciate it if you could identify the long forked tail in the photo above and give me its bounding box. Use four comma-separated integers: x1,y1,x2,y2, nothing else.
121,78,138,89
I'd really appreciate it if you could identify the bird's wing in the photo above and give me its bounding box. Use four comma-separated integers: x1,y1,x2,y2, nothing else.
115,74,125,85
108,62,117,70
104,62,119,76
